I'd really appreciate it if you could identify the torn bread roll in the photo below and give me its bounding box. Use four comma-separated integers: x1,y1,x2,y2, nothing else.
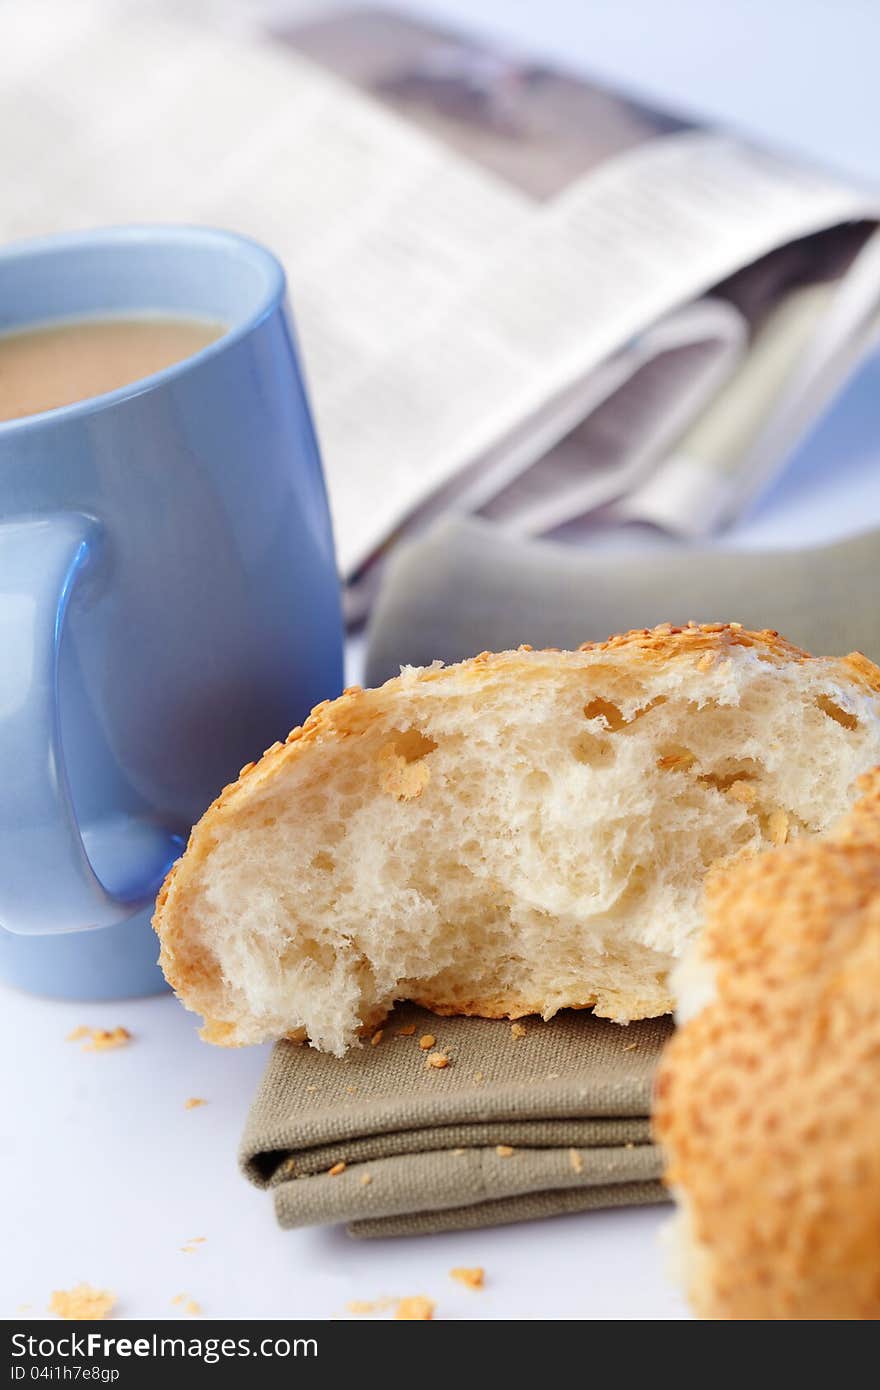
153,624,880,1054
654,769,880,1320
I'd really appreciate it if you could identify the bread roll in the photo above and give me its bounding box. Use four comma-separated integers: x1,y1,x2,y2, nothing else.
654,770,880,1320
153,624,880,1054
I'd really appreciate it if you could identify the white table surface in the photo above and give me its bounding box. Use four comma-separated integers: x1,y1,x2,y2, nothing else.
3,0,880,1323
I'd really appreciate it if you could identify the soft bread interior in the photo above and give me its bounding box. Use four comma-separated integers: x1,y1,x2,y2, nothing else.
159,641,880,1053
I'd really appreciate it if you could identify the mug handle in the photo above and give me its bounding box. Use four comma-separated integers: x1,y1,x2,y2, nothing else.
0,514,180,935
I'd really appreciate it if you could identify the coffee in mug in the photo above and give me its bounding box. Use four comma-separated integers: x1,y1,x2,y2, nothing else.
0,316,226,422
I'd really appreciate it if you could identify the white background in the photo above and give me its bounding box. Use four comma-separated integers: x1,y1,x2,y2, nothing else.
2,0,879,1323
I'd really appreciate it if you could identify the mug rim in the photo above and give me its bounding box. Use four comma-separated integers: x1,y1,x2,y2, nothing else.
0,224,287,438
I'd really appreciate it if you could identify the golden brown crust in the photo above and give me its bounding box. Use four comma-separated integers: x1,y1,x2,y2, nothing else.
577,620,811,664
653,767,880,1320
266,988,673,1044
411,987,674,1026
153,624,880,1047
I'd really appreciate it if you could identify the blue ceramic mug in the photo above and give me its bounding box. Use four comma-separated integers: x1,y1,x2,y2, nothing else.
0,226,343,999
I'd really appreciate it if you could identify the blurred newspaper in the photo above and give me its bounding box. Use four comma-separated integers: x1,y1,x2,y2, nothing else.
2,2,879,619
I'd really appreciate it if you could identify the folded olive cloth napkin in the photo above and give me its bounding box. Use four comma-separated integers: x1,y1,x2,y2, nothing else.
364,516,880,685
241,1004,672,1238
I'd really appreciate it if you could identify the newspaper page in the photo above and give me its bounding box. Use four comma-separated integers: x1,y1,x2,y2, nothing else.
1,2,877,585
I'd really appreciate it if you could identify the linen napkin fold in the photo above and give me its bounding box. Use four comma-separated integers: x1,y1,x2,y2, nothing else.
364,516,880,686
241,1004,672,1238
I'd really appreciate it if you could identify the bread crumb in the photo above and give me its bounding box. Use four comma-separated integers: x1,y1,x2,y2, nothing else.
426,1051,449,1069
495,1145,514,1158
696,651,716,671
171,1293,202,1315
347,1297,394,1316
451,1148,465,1156
345,1086,357,1094
768,809,789,844
510,1022,527,1040
347,1299,375,1315
473,1071,484,1084
306,1085,317,1093
395,1295,435,1320
86,1026,131,1052
68,1026,131,1052
180,1237,206,1254
184,1097,206,1110
360,1173,373,1186
450,1267,484,1289
622,1041,637,1052
169,1289,200,1312
328,1161,347,1177
49,1284,115,1320
397,1024,416,1036
370,1029,384,1047
569,1148,584,1174
418,1034,436,1050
